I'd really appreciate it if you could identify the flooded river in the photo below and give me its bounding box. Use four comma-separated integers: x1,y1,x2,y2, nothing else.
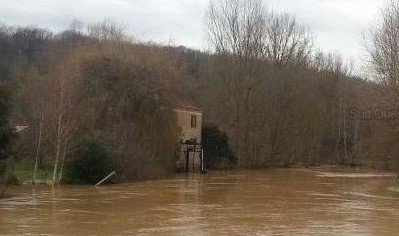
1,168,399,235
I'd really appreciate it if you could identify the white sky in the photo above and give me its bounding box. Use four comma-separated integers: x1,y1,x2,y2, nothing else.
0,0,387,77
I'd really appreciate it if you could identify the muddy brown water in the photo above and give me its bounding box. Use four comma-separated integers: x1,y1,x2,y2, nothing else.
1,168,399,235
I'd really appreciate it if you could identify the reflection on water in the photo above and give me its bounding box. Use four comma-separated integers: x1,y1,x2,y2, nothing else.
1,168,399,235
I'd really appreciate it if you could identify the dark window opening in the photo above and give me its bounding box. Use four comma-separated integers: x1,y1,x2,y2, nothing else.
191,115,197,128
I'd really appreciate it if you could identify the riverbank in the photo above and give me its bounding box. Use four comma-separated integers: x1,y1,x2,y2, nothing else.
3,165,398,201
11,162,398,185
4,162,397,200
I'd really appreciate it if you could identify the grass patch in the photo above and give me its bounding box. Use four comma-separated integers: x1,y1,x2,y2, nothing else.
388,186,399,197
13,161,53,184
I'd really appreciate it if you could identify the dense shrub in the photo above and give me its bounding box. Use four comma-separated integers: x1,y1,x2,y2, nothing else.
76,48,180,180
0,85,12,196
67,138,115,184
0,86,11,158
202,123,236,169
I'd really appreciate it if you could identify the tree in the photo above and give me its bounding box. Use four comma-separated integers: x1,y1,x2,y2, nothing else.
68,138,115,184
263,13,313,65
87,19,126,42
206,0,313,64
0,84,12,197
204,0,316,167
11,27,51,64
367,1,399,85
202,123,236,169
206,0,266,59
366,0,399,170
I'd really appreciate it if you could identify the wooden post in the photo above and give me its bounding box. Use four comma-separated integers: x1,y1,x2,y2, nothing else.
95,171,116,187
185,146,189,173
201,149,204,173
193,146,195,172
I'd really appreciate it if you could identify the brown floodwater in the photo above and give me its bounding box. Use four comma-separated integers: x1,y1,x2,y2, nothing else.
1,168,399,235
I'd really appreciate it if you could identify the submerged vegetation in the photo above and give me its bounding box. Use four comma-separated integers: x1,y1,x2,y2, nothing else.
12,161,52,184
0,0,399,193
67,138,115,184
0,84,13,197
202,123,236,169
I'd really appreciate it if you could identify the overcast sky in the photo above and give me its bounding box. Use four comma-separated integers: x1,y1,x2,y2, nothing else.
0,0,387,77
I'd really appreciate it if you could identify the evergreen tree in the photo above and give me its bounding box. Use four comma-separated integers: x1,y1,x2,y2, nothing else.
202,123,236,169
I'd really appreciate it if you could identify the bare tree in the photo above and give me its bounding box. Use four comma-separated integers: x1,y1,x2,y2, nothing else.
205,0,315,166
263,13,313,65
367,1,399,85
206,0,313,65
206,0,267,59
313,51,352,76
88,19,126,42
365,1,399,170
205,0,270,166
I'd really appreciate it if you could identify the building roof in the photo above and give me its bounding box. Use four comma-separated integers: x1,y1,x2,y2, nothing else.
173,99,202,113
175,104,203,113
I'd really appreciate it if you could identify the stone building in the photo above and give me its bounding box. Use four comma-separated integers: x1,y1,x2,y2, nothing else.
175,104,204,172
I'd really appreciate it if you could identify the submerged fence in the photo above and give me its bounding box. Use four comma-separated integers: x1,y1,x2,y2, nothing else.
177,143,204,173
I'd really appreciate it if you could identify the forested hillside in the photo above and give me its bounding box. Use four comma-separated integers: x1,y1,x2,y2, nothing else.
0,0,398,188
0,22,183,184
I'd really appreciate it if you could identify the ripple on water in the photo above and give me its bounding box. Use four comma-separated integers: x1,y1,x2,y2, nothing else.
1,169,399,235
316,172,394,178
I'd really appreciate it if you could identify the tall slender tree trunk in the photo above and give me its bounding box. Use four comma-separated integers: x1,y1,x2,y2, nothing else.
343,102,348,165
352,120,359,166
235,94,242,165
33,109,44,185
335,97,342,165
58,140,68,183
307,135,314,167
52,112,63,188
52,84,65,188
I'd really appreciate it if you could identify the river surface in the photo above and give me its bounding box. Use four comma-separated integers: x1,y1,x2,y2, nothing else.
1,168,399,235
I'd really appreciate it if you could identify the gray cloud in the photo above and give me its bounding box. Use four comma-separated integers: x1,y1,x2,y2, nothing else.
0,0,387,76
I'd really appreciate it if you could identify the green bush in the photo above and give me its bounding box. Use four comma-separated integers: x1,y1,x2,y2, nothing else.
67,138,115,184
202,123,236,169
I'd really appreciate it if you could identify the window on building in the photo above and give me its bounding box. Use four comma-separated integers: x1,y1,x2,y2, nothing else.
191,115,197,128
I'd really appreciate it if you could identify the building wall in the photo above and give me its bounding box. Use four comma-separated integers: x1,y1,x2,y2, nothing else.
175,109,203,144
